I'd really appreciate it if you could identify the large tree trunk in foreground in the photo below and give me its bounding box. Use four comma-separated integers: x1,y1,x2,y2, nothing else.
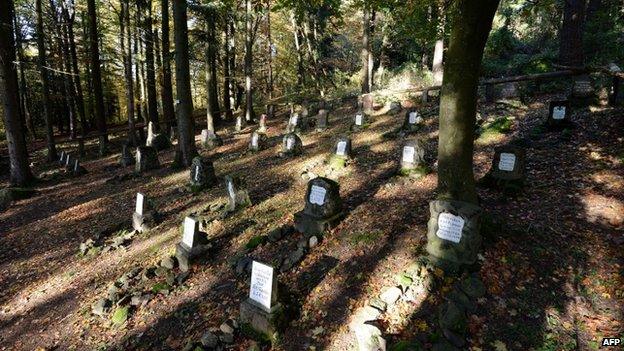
161,0,175,134
559,0,585,66
173,0,196,166
35,0,58,161
1,0,34,186
86,0,108,153
437,0,500,204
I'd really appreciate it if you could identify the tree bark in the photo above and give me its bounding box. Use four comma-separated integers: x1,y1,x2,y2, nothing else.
222,12,233,121
142,0,160,132
120,0,136,146
62,2,87,137
290,12,304,87
160,0,175,135
437,0,500,204
86,0,108,153
35,0,58,161
559,0,585,66
432,1,445,85
172,0,196,166
266,0,274,117
205,10,220,132
361,7,371,94
1,0,34,186
244,0,255,123
13,14,37,140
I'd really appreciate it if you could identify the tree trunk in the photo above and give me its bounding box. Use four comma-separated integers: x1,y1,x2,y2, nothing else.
222,12,233,121
61,3,87,137
35,0,58,161
82,10,94,129
172,0,196,166
437,0,500,204
161,0,175,135
432,2,445,85
142,0,160,132
290,12,305,87
121,0,136,146
266,0,274,117
205,12,220,132
86,0,108,153
1,0,34,186
361,7,371,94
559,0,585,66
14,14,37,140
244,0,255,123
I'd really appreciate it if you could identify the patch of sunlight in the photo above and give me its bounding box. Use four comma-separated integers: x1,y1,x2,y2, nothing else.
589,171,624,191
580,193,624,227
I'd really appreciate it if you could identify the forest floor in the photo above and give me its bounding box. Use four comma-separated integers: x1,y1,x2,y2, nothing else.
0,93,623,351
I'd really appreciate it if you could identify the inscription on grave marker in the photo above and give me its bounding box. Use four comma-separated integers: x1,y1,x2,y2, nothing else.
402,146,415,163
553,106,566,120
355,114,363,126
309,185,327,205
182,217,196,248
498,152,516,172
136,193,144,215
249,261,274,311
336,141,347,156
436,213,465,243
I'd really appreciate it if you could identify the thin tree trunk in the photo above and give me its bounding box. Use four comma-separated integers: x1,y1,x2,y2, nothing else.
173,0,196,166
121,0,136,146
290,12,304,87
361,7,371,94
133,17,143,125
142,0,160,132
244,0,254,123
35,0,58,161
14,14,36,140
437,0,500,203
161,0,175,134
1,0,33,185
559,0,585,67
63,3,87,137
432,1,445,85
222,12,233,121
266,0,274,117
82,10,94,129
205,11,220,132
86,0,108,153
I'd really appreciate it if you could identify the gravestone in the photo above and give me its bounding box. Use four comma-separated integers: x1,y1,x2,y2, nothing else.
189,156,217,191
316,109,329,131
200,129,224,150
402,110,424,134
258,114,268,133
58,151,67,166
145,122,172,151
426,200,481,271
249,131,268,152
64,154,74,172
489,145,525,181
135,146,160,173
546,100,572,130
399,139,429,177
285,113,301,133
280,133,303,157
387,100,402,115
132,192,160,232
175,216,211,272
239,261,285,341
225,175,252,212
72,159,87,176
570,75,595,106
328,136,352,169
294,177,344,235
120,145,135,167
352,110,369,131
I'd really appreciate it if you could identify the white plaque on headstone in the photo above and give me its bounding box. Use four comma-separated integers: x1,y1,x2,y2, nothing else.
409,112,418,124
309,185,327,205
182,217,196,248
355,114,363,126
74,160,79,171
227,180,235,199
552,106,566,120
290,115,298,126
436,213,464,243
336,141,347,156
249,261,274,311
402,146,415,163
135,193,144,215
498,153,516,172
194,165,200,182
286,137,294,150
252,134,259,147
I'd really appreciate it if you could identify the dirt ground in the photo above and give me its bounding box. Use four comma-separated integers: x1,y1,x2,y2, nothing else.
1,94,622,351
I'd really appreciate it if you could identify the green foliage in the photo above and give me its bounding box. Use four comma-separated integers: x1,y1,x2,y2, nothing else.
245,235,267,250
111,307,129,326
349,231,383,246
389,340,423,351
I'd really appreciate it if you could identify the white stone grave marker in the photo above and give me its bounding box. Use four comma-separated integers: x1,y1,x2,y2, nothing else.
436,213,464,243
409,112,418,124
136,193,144,215
252,133,259,147
249,261,274,311
182,217,197,248
498,153,516,172
309,185,327,205
553,106,566,120
402,146,415,163
227,180,235,199
355,113,363,126
336,141,347,156
286,136,294,150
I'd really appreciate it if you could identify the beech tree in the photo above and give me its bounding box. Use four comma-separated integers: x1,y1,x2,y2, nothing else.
1,0,34,186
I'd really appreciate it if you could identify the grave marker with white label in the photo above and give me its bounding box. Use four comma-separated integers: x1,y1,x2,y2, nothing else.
280,133,302,157
488,145,526,182
401,110,424,134
225,175,252,212
399,139,428,177
135,146,160,173
547,100,572,130
294,177,344,235
240,261,284,339
249,261,277,311
132,192,160,232
189,156,217,191
175,216,210,272
436,213,465,243
328,137,352,169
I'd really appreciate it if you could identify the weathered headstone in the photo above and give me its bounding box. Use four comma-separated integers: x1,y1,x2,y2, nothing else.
145,122,172,151
64,154,74,172
119,144,135,167
399,139,429,177
316,109,329,131
546,100,571,130
135,146,160,173
280,133,303,157
402,110,424,134
58,151,67,166
387,100,402,115
570,75,595,106
132,192,160,232
240,261,284,341
352,110,369,131
200,129,224,150
72,159,87,176
189,156,217,191
225,175,252,212
249,131,268,152
285,113,301,133
294,177,344,235
175,216,210,272
426,200,481,271
258,114,268,133
328,136,352,169
489,145,525,181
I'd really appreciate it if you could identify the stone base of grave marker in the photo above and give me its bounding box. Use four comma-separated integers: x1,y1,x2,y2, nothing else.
135,146,160,173
489,145,525,181
279,133,303,157
175,239,210,272
146,133,172,151
189,156,217,192
132,211,160,232
200,129,224,150
294,211,343,235
249,132,268,152
425,200,481,272
239,299,285,342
